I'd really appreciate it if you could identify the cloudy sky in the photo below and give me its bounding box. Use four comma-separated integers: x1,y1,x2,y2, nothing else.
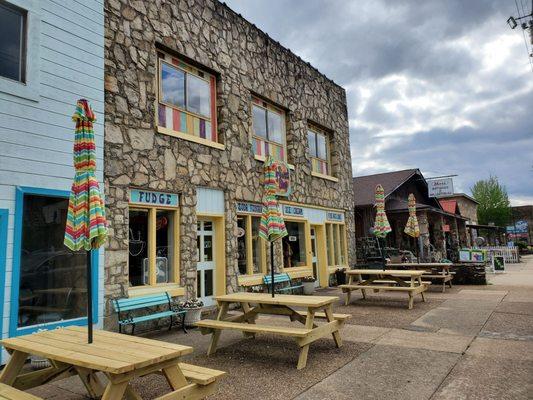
225,0,533,205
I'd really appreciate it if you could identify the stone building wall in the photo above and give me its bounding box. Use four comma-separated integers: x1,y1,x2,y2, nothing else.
103,0,355,327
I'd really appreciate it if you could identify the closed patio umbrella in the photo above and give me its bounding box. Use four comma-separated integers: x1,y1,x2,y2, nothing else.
372,184,391,268
259,156,288,297
404,193,420,260
64,99,107,343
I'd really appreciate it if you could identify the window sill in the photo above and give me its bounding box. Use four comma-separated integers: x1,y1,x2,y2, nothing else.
311,171,339,182
158,126,225,150
254,155,295,170
128,283,185,298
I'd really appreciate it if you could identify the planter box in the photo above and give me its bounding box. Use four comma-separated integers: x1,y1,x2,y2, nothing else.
183,307,202,326
302,281,315,295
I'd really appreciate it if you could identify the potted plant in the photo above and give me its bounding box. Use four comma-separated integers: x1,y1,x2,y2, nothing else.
179,298,204,327
301,276,316,295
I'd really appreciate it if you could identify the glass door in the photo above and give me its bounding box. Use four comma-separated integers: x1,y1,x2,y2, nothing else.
196,220,215,306
310,227,319,287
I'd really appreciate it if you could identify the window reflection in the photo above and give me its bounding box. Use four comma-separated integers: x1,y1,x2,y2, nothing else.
0,2,25,82
18,195,87,328
187,73,211,118
252,105,267,139
161,63,185,109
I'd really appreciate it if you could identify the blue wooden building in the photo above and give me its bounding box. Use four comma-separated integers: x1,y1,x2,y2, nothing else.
0,0,105,362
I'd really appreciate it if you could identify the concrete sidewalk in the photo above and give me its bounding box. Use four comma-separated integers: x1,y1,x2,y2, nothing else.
25,255,533,399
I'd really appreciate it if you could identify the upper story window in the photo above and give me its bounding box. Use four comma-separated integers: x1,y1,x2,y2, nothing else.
0,1,26,83
307,125,331,176
251,96,286,162
157,52,219,147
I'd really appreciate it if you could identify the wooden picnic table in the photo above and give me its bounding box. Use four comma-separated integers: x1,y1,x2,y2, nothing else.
195,292,350,370
340,269,430,309
387,263,454,292
0,326,225,400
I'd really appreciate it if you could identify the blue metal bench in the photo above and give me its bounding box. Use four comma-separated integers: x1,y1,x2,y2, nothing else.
112,292,186,335
263,273,304,294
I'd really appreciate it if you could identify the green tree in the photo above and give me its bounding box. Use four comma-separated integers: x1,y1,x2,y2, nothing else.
471,176,511,227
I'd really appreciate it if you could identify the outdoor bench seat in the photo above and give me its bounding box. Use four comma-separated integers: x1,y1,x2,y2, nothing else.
113,292,186,335
0,383,42,400
196,319,311,337
294,311,351,322
178,363,226,385
339,283,430,292
263,273,303,294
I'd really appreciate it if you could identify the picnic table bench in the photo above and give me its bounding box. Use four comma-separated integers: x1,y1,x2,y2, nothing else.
195,292,348,369
340,269,430,309
0,326,225,400
387,263,454,293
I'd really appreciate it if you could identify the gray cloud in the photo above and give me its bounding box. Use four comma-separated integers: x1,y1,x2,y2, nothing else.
224,0,533,204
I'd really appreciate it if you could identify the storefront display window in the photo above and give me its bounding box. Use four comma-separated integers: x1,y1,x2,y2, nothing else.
283,221,307,268
236,214,265,275
18,194,87,328
326,223,348,267
128,204,179,288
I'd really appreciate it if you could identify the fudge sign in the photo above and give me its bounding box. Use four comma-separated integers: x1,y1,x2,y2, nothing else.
130,189,179,207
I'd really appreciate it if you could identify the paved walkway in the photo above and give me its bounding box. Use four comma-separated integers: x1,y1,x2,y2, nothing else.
25,256,533,399
297,256,533,400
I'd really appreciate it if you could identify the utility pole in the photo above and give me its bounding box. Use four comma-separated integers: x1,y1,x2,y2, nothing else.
507,0,533,70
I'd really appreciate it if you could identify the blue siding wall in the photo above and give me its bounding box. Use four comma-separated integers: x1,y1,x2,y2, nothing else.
0,0,105,359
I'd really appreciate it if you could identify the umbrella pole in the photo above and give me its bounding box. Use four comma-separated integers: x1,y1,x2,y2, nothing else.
271,241,275,298
87,251,93,344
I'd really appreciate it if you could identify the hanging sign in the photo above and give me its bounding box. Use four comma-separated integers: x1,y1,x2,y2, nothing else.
428,178,454,197
326,211,344,222
236,202,262,215
283,205,304,217
264,156,291,197
129,189,179,207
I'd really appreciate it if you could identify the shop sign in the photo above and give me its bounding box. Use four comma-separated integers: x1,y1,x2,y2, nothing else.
236,202,262,215
428,178,454,197
283,205,304,217
130,189,179,207
506,220,528,234
326,211,344,222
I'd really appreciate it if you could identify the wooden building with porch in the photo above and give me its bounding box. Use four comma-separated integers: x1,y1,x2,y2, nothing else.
354,169,470,261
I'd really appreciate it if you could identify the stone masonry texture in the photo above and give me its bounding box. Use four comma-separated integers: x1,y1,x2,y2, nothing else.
103,0,355,328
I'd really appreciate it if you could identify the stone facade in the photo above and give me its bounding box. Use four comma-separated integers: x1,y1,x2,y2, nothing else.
103,0,355,327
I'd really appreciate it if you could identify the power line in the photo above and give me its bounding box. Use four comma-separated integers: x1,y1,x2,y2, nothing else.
514,0,533,72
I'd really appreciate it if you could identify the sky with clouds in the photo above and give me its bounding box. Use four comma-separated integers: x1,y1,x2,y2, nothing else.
225,0,533,205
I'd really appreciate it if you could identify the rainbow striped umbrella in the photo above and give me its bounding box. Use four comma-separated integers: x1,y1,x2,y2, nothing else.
259,156,288,296
64,99,107,343
372,184,391,238
404,193,420,238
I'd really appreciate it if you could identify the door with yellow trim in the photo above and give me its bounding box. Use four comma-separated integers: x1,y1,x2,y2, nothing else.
196,220,215,306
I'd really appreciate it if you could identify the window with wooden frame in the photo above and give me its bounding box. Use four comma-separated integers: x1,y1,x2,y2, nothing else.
251,96,287,162
157,52,220,148
307,124,332,177
128,206,180,289
237,214,266,275
325,223,348,267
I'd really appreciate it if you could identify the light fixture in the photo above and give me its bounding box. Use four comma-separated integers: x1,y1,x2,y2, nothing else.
508,16,518,29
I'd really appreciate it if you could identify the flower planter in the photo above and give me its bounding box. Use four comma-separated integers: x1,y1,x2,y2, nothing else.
183,307,202,326
302,281,315,295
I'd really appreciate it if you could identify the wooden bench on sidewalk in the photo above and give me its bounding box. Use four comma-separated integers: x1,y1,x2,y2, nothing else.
340,269,430,309
0,383,42,400
387,263,455,293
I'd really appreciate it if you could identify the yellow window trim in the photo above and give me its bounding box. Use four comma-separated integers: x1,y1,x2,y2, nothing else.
128,284,185,298
311,171,339,182
157,126,225,150
128,205,181,289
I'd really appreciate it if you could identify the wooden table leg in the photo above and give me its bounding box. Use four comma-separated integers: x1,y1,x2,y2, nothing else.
408,292,414,310
0,350,28,385
324,305,342,348
162,366,188,389
74,366,105,398
357,274,367,299
207,302,229,356
101,380,129,400
297,309,315,370
125,385,143,400
417,277,426,301
241,302,256,339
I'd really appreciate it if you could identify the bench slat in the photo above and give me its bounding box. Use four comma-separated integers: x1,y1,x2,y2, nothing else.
119,310,183,325
339,284,428,291
195,320,311,337
179,363,226,385
294,311,351,321
0,384,42,400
